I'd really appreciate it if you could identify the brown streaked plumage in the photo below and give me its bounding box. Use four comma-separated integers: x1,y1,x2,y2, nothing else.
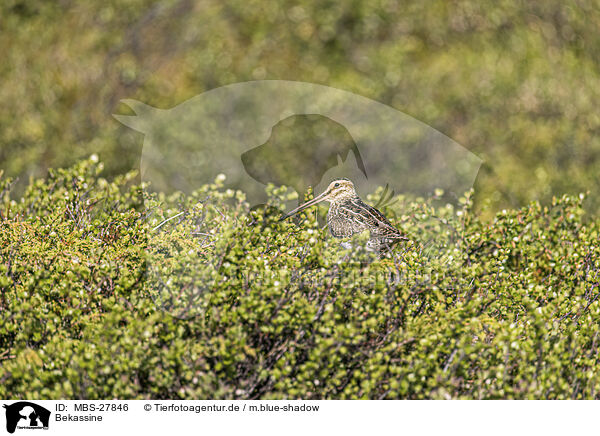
280,178,408,251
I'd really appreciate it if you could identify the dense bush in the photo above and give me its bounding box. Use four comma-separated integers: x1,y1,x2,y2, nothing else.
1,157,599,399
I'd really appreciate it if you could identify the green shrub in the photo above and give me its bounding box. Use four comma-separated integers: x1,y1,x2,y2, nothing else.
1,157,599,399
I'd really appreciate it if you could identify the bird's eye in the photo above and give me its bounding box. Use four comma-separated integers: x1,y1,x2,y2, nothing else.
334,183,340,188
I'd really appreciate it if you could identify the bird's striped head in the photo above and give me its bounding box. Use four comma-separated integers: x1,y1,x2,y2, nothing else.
321,178,358,202
280,178,358,220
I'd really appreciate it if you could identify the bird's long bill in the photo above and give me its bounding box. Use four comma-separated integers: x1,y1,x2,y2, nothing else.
280,190,329,221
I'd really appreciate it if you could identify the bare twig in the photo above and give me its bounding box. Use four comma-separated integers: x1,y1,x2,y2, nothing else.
152,211,185,231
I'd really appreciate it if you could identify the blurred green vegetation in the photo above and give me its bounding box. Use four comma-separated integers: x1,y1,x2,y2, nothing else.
1,0,599,213
1,158,600,399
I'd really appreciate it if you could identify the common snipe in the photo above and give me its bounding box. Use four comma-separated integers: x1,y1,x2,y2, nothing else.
281,178,408,252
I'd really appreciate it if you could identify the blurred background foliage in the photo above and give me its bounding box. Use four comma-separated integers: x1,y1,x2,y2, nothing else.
1,0,600,214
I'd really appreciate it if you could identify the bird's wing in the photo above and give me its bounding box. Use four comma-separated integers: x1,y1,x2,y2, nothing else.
328,200,370,238
346,198,408,240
